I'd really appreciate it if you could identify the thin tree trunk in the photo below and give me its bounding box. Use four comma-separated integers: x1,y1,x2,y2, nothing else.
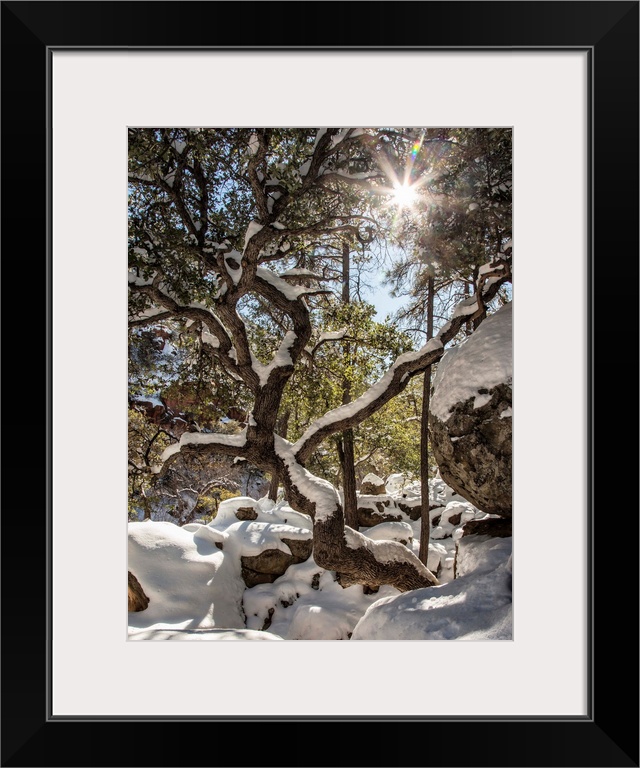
472,264,485,330
464,277,473,336
418,275,435,565
268,471,280,502
340,240,359,529
269,410,290,501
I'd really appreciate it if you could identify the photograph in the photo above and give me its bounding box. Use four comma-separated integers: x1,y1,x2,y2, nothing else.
127,126,514,642
1,0,637,764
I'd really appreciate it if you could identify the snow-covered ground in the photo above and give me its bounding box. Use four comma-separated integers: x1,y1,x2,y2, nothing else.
129,473,512,641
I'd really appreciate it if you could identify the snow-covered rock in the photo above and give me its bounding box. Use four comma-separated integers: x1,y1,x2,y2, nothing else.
429,302,512,516
351,536,512,641
384,473,407,495
243,557,400,640
356,494,403,527
361,521,414,546
128,521,246,630
360,473,386,495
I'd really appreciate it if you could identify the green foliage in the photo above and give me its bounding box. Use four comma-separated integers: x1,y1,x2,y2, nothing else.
194,487,240,523
128,127,512,514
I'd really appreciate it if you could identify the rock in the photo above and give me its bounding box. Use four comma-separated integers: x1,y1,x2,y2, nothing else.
361,521,414,547
241,548,295,577
241,566,280,588
429,303,512,517
360,473,387,495
385,473,407,495
240,536,313,588
128,571,149,612
235,506,258,521
281,537,313,562
396,497,422,520
356,505,403,528
462,517,512,538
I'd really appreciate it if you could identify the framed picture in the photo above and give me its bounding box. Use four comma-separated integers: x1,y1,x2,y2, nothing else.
2,2,637,766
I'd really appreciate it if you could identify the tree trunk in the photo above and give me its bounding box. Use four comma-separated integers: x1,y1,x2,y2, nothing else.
418,275,435,565
277,448,439,592
268,410,290,502
340,429,358,529
340,239,358,529
464,277,473,336
472,264,486,330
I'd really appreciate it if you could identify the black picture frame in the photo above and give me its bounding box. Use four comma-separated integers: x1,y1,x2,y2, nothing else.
2,2,638,766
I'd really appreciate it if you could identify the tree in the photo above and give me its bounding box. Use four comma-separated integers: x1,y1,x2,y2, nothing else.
382,128,512,564
128,127,512,591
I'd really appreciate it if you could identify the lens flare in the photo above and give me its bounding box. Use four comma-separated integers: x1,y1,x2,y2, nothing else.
392,182,418,209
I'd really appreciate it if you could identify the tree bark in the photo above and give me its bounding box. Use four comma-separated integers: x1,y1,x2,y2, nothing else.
472,265,486,330
340,239,359,529
418,274,434,565
268,410,290,502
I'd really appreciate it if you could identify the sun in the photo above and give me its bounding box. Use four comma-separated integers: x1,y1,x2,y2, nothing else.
391,182,418,209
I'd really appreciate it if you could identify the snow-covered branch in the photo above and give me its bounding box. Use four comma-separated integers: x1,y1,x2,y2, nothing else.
158,430,249,470
294,254,511,463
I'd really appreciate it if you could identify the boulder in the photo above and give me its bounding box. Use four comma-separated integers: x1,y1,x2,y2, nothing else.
128,571,149,612
462,517,512,538
234,505,259,521
356,495,403,527
240,534,313,587
429,303,512,517
360,473,386,495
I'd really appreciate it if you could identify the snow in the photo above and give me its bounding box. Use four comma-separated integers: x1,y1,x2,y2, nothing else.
251,330,297,386
220,520,311,557
473,392,492,409
362,472,384,486
247,133,259,155
129,473,512,642
467,202,479,212
256,267,308,302
293,336,444,453
318,329,348,345
271,221,286,230
499,406,512,419
431,302,512,421
361,521,414,543
160,430,246,463
452,296,480,319
223,249,244,285
329,128,349,147
128,521,245,630
243,221,263,251
280,268,324,280
312,128,327,149
129,307,168,323
243,557,400,640
129,628,282,641
274,437,340,522
201,330,220,348
385,473,408,495
351,536,512,641
128,270,154,287
298,159,311,177
135,394,164,409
